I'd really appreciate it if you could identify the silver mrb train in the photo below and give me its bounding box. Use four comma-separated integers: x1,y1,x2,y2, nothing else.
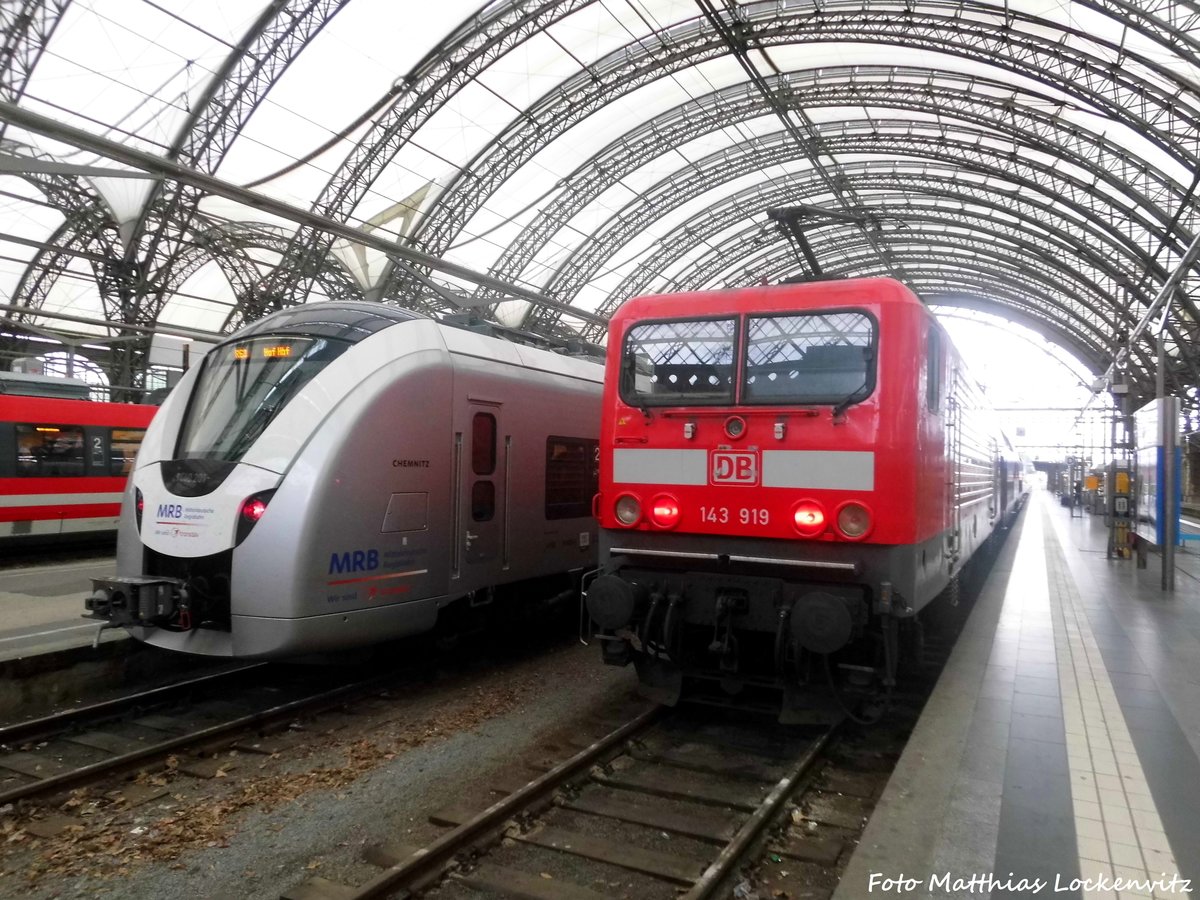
85,302,602,657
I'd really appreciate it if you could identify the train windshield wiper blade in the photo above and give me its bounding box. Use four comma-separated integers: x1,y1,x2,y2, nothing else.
831,380,868,418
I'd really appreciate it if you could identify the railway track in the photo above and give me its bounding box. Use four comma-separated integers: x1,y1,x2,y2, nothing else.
284,705,851,900
0,662,399,808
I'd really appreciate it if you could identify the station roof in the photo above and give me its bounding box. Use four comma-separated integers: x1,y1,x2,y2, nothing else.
0,0,1196,414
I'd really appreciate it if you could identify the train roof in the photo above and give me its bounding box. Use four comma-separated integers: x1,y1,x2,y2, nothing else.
0,371,92,400
611,277,923,323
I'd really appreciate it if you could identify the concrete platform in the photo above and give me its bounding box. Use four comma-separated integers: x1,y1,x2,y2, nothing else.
0,554,126,662
835,491,1199,900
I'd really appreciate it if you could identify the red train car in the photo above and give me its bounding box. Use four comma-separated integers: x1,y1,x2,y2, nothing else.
584,277,1024,713
0,393,155,543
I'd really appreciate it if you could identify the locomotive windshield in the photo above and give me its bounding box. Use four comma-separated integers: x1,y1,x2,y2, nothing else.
176,335,350,462
620,310,875,408
621,317,737,406
743,311,875,405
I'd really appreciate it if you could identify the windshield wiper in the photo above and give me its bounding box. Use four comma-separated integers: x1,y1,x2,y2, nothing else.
831,374,870,419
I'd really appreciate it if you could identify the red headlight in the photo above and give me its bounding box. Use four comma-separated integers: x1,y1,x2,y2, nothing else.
836,501,872,539
792,499,826,537
235,490,276,546
615,493,641,527
649,494,681,528
241,497,269,523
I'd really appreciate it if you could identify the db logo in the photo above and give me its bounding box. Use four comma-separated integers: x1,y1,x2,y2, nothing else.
710,450,758,485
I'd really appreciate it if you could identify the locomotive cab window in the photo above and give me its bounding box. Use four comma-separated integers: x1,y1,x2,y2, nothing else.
743,311,875,406
621,318,736,406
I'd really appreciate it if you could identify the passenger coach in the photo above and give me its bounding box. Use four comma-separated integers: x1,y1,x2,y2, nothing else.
1,391,153,543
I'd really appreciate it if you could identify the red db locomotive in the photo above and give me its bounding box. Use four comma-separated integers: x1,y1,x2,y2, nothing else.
584,277,1024,715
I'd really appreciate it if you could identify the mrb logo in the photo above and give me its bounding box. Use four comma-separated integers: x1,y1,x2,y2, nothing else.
329,549,379,575
157,503,183,519
710,450,758,485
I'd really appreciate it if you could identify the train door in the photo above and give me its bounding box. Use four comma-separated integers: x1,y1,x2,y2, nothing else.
457,403,507,584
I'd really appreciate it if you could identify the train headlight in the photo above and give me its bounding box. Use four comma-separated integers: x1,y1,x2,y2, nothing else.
241,497,269,523
134,488,144,530
835,501,872,540
791,499,826,537
235,489,277,546
724,416,747,439
649,494,681,529
614,493,642,527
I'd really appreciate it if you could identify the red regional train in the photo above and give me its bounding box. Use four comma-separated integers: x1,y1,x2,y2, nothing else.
584,277,1025,717
0,387,156,543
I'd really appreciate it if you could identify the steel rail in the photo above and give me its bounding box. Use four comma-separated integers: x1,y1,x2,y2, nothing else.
682,718,841,899
345,704,663,900
0,669,397,805
0,662,266,747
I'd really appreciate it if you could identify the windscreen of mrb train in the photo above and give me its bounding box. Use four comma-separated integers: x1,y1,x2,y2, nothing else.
175,306,417,463
620,311,876,407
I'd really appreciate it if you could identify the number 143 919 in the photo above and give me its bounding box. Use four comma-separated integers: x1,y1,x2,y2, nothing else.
700,506,770,525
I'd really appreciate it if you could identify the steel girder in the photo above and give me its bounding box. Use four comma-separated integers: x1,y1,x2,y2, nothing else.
688,205,1128,338
262,0,597,306
5,0,351,359
125,0,349,328
596,177,1129,370
718,224,1122,347
736,240,1175,399
534,121,1187,329
560,121,1186,349
575,161,1169,377
752,243,1112,366
0,0,69,113
493,67,1191,317
385,1,1200,306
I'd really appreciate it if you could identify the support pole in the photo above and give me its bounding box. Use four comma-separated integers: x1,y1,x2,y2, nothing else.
1162,396,1179,591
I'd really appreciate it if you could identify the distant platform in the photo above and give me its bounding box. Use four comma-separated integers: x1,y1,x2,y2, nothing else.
835,491,1200,899
0,555,126,662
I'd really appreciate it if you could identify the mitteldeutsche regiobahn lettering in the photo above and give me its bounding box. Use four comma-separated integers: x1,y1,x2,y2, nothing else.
868,872,1192,894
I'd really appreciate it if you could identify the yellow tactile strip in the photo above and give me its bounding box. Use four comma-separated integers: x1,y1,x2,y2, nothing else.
1042,505,1192,900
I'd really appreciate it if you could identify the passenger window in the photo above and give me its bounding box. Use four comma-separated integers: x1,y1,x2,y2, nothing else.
472,413,496,475
471,480,495,522
545,436,599,519
926,329,941,412
110,428,146,476
15,424,85,477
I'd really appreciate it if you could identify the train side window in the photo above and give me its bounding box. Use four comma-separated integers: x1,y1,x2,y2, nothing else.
110,428,146,476
471,480,495,521
15,424,85,477
472,413,496,475
545,436,599,519
926,328,941,411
